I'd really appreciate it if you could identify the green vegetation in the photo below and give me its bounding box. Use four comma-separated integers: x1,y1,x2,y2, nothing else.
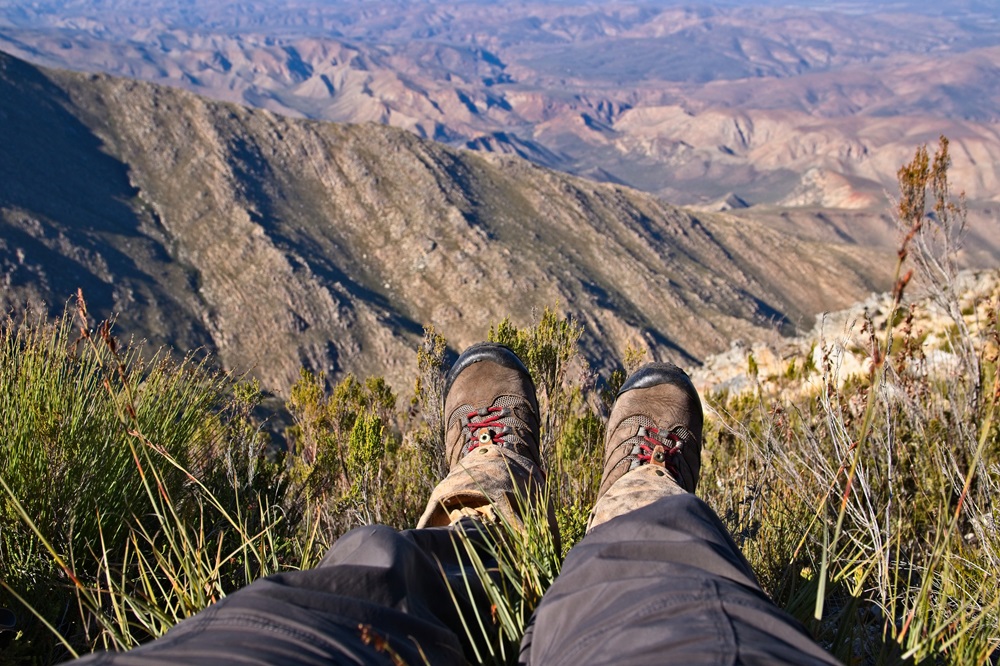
0,297,290,663
449,480,563,665
3,140,999,665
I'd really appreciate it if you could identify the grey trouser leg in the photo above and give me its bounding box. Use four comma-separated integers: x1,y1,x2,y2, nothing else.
68,523,490,666
518,494,841,665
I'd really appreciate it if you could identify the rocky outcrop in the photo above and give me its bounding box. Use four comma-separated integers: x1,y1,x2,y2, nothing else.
692,270,1000,398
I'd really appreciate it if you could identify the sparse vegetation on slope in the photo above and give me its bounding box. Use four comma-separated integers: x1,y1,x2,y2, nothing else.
0,50,894,395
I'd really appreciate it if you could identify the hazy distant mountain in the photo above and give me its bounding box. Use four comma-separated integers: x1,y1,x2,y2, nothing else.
2,0,999,212
0,51,893,392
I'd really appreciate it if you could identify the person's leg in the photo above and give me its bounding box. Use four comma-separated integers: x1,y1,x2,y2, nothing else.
66,343,547,665
71,522,486,665
520,362,840,666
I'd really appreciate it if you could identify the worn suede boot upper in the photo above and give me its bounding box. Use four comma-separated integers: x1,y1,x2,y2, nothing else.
417,343,546,529
588,362,704,531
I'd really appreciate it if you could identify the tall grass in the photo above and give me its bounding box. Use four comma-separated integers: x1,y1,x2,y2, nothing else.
447,480,562,665
699,139,1000,664
0,298,292,663
703,288,1000,664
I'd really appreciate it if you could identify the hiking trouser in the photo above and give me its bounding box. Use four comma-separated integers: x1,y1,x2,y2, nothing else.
67,494,840,665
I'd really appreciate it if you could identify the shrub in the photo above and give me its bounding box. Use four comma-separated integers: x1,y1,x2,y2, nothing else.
0,299,287,662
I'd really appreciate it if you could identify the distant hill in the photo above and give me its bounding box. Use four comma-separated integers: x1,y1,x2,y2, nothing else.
2,0,1000,213
1,51,893,393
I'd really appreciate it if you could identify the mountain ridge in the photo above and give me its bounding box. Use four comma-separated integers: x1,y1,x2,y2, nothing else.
1,50,892,393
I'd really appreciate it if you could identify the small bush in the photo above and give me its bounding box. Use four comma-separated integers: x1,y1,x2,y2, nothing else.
0,301,287,662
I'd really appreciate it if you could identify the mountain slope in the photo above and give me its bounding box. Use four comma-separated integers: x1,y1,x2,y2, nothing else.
0,51,891,392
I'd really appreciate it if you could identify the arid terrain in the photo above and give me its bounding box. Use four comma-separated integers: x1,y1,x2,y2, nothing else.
2,0,999,215
2,0,999,392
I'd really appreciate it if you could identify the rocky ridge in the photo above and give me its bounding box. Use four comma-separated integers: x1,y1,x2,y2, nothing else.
1,51,893,393
692,270,1000,398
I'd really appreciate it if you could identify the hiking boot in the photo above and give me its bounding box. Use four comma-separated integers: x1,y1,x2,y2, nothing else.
417,342,547,529
588,362,703,531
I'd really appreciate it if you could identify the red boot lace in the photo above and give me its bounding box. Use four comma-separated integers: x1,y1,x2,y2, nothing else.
463,406,512,455
635,426,683,478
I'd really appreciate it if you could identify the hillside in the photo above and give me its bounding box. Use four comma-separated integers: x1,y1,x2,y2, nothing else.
0,50,892,393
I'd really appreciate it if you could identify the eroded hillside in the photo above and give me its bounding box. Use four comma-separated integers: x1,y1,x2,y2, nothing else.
0,51,892,392
3,0,1000,216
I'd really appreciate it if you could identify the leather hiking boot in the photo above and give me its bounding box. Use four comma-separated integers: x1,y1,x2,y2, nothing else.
588,362,703,531
417,342,546,529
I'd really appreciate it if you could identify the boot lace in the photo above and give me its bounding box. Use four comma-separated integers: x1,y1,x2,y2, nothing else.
462,406,513,455
631,425,693,479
